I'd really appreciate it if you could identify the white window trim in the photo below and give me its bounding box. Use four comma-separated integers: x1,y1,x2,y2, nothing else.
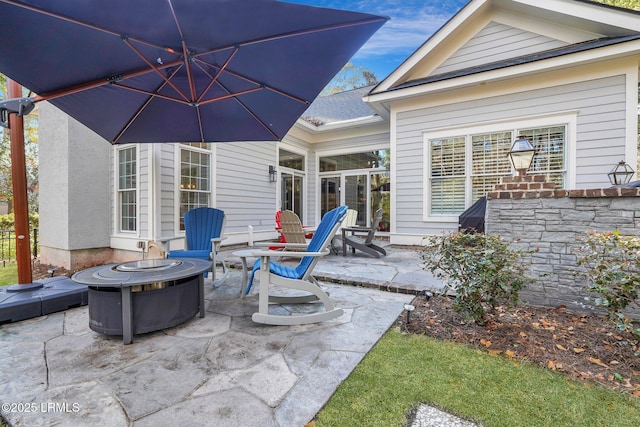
422,112,578,222
174,143,214,233
114,144,140,236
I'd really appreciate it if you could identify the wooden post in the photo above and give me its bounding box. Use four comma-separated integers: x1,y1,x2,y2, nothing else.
8,79,33,284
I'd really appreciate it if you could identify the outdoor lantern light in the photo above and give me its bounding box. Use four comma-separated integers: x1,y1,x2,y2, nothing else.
508,136,536,176
607,160,635,186
268,165,277,182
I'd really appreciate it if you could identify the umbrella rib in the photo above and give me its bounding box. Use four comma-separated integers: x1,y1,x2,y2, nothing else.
112,95,155,145
238,100,280,141
33,58,185,103
195,58,308,106
213,81,279,140
167,0,198,104
113,66,182,144
181,40,197,103
123,38,191,103
195,47,239,104
112,83,192,106
197,87,263,106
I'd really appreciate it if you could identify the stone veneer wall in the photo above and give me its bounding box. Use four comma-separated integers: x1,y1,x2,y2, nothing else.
485,175,640,316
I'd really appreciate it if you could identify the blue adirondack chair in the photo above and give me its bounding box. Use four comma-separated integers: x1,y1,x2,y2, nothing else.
167,207,227,283
245,205,348,325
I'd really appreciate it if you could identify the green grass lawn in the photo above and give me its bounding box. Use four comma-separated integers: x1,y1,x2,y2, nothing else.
315,329,640,427
0,262,17,286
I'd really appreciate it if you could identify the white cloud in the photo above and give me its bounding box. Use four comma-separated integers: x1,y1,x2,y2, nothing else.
354,1,465,58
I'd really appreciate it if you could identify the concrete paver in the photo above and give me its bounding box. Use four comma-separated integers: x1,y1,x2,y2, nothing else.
0,244,456,427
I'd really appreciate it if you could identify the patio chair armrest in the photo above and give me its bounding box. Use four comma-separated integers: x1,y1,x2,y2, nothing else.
156,236,184,253
253,249,330,258
254,241,309,249
211,236,227,249
343,226,371,232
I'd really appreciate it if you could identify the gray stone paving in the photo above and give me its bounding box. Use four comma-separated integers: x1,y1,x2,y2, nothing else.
0,244,456,427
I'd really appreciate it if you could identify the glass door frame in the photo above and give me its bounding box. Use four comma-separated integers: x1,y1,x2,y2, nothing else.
320,169,389,228
342,171,369,226
279,168,305,222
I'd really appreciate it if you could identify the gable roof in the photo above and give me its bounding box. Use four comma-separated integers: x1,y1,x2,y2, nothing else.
389,33,640,93
370,0,640,96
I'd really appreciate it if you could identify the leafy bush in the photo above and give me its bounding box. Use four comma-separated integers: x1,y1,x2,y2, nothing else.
575,231,640,339
0,213,39,229
422,232,533,325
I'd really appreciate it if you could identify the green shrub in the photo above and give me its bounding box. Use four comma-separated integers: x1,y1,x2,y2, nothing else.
575,230,640,339
0,212,39,229
422,232,533,325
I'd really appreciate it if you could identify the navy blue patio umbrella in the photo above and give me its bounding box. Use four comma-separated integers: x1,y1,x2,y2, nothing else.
0,0,387,285
0,0,387,143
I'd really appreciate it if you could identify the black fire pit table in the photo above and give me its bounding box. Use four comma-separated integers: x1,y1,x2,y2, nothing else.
72,258,210,344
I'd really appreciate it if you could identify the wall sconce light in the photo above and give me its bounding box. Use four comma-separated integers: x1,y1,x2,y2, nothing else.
508,135,536,176
268,165,277,182
607,160,635,186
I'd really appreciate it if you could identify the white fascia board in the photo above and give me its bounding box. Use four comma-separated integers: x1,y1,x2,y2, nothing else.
509,0,640,33
365,40,640,105
294,115,384,133
373,0,490,94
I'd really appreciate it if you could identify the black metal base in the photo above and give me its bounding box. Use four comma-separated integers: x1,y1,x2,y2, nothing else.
88,275,200,336
0,276,88,325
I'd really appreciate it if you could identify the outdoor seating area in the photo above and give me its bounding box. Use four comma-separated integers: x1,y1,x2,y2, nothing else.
4,0,639,424
0,245,438,427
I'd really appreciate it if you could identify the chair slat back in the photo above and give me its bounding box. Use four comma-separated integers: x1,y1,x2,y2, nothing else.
184,207,225,250
280,210,307,245
295,205,347,277
342,209,358,228
364,208,384,245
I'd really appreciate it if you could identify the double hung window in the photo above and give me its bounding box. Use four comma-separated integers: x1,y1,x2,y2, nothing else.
427,125,566,217
179,143,211,230
117,146,137,232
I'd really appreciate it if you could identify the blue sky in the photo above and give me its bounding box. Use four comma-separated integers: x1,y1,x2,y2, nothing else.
289,0,469,80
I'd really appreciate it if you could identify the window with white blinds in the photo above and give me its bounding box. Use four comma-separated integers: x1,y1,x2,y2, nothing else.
523,126,566,188
428,125,566,216
179,143,211,230
471,132,512,202
117,146,137,232
430,137,465,214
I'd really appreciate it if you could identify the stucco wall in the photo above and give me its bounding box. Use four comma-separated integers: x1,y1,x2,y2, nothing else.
38,103,111,269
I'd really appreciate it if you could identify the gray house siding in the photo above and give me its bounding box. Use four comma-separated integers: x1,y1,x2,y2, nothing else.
159,143,177,239
394,74,628,238
215,141,278,234
432,22,568,76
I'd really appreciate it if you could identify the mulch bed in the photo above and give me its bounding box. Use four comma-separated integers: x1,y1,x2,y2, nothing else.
32,261,75,281
399,294,640,397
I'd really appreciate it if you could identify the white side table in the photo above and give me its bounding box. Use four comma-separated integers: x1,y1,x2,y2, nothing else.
232,248,259,297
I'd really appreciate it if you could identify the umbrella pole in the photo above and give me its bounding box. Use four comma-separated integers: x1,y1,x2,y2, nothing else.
8,79,33,284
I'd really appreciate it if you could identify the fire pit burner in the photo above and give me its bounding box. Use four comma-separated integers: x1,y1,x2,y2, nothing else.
115,259,182,272
72,258,210,344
